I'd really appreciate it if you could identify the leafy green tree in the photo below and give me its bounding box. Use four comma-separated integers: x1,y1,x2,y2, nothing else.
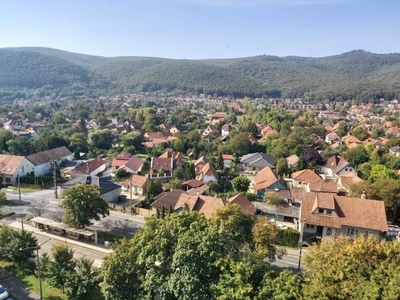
184,161,196,180
0,191,6,207
302,236,400,300
351,127,370,141
368,164,397,183
8,229,38,266
89,129,113,150
146,179,163,201
264,193,286,206
48,243,75,293
60,185,109,228
257,270,302,300
0,225,14,258
337,122,349,137
121,131,143,151
343,145,369,167
100,209,280,300
6,137,34,155
371,178,400,223
231,176,251,193
114,168,130,181
169,178,183,190
0,129,14,152
276,157,290,176
228,132,251,157
65,257,102,300
69,132,88,153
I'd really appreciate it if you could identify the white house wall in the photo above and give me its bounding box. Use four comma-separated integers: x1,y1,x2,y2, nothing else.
102,187,121,203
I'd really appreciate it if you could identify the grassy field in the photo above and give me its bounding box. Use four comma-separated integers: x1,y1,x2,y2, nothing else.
0,260,67,300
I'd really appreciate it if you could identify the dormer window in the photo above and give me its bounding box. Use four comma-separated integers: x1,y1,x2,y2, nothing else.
326,210,332,215
318,208,324,214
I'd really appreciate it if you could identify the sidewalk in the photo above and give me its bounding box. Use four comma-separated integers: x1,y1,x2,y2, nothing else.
0,268,40,300
9,221,113,255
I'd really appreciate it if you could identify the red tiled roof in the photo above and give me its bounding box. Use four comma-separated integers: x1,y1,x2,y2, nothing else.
227,194,256,215
301,193,387,231
124,156,144,173
254,167,279,191
76,157,106,174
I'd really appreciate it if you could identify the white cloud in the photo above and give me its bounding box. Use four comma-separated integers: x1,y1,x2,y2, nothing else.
181,0,355,7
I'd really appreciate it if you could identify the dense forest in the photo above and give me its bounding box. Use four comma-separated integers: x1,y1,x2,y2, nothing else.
0,47,400,102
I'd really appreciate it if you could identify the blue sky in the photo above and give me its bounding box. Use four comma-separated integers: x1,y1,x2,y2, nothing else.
0,0,399,59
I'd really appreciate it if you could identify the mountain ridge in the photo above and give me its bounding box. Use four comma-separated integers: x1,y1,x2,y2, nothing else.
1,47,399,102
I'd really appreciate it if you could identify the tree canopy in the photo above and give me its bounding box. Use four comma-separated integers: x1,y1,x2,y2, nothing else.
60,184,109,228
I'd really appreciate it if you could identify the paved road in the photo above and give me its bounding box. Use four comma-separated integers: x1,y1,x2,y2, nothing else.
2,188,146,237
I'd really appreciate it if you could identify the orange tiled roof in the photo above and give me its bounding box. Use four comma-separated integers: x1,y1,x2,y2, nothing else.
301,192,387,231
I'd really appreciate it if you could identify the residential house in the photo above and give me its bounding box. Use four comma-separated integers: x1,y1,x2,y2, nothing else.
0,155,35,185
337,173,364,193
258,125,278,142
26,146,73,176
222,154,233,169
196,162,219,183
60,175,121,203
121,155,144,174
170,125,188,135
227,194,256,215
300,193,387,244
149,151,183,180
111,152,133,171
363,138,383,149
341,134,362,148
237,153,276,174
75,157,107,176
286,154,299,169
320,155,357,180
389,146,400,157
221,122,238,137
254,167,287,198
151,190,253,217
325,132,341,145
252,201,300,226
194,156,210,173
151,190,225,217
387,126,400,137
119,174,149,196
290,169,324,190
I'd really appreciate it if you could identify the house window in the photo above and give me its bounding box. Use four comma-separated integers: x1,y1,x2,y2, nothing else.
5,178,11,183
326,228,332,235
364,231,373,237
326,210,332,215
318,208,324,214
346,228,359,236
345,168,348,171
306,224,315,229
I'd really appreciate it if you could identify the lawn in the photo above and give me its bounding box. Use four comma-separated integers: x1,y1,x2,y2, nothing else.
0,260,67,300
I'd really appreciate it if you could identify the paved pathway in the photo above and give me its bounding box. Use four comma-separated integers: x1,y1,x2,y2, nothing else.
0,268,40,300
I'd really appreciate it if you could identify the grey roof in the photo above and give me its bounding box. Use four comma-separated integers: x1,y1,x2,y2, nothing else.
240,152,275,168
61,175,121,195
252,201,300,218
26,146,72,166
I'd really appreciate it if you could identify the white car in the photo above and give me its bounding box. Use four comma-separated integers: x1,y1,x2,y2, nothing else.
276,223,288,229
0,285,9,300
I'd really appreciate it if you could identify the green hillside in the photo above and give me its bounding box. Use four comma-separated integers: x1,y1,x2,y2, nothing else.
0,47,399,102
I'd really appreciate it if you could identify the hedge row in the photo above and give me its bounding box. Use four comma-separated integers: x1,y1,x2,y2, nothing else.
277,228,300,248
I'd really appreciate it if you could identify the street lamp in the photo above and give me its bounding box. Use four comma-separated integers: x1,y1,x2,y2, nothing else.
297,218,306,272
21,238,51,300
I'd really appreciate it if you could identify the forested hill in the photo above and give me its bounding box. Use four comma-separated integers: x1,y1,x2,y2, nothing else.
1,47,400,102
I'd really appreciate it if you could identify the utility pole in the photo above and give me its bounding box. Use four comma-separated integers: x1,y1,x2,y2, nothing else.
17,171,24,229
297,219,306,272
22,238,51,300
52,161,58,199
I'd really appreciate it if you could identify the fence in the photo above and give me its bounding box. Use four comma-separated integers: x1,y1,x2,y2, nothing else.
135,207,155,218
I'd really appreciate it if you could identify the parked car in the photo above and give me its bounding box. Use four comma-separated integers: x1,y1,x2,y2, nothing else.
0,285,9,300
276,223,288,229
